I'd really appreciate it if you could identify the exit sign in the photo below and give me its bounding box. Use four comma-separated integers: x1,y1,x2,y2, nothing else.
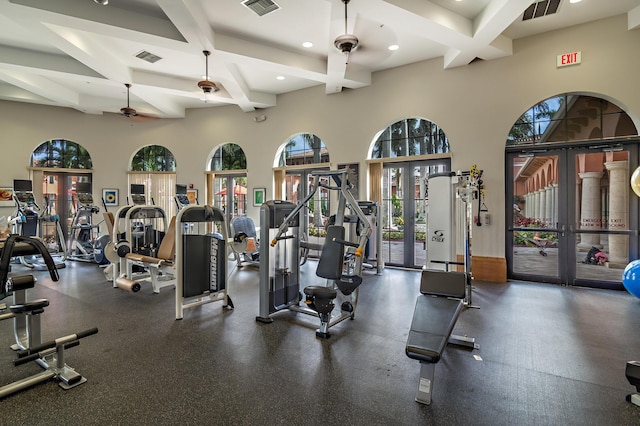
557,51,581,68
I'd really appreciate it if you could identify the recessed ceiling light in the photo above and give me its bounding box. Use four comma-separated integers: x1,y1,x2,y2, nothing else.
276,76,285,80
302,41,313,48
569,0,582,3
93,0,108,5
388,44,399,51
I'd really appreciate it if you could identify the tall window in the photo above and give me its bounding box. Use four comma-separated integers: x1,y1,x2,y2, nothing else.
28,139,94,239
274,133,331,259
207,143,248,222
368,118,451,268
129,145,177,218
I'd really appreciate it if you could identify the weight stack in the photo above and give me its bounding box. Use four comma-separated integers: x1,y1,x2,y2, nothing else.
182,234,226,298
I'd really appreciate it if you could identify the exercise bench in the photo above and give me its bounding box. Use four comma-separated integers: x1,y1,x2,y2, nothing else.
405,269,479,405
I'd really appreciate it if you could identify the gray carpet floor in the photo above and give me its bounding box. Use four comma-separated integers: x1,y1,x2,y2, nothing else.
1,260,640,425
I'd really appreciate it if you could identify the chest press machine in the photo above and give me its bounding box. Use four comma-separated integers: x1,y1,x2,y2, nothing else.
256,169,371,338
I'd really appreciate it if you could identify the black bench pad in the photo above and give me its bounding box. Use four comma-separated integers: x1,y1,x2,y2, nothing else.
405,295,463,363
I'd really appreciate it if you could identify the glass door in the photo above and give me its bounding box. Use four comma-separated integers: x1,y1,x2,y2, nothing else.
382,159,449,268
41,172,92,239
507,143,638,289
284,169,330,259
212,174,247,223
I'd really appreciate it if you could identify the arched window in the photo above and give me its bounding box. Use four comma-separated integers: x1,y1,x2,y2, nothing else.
506,93,639,287
278,133,329,166
210,143,247,171
131,145,176,171
368,118,451,269
27,139,94,239
31,139,92,169
274,133,331,259
129,145,177,217
371,118,450,159
507,94,637,146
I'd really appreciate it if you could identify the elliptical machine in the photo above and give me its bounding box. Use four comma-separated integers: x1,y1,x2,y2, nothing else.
66,182,109,264
10,179,66,270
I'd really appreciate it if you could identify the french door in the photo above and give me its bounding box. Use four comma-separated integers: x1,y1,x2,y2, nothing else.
284,168,330,258
381,159,450,268
40,171,93,239
507,142,639,289
211,174,248,223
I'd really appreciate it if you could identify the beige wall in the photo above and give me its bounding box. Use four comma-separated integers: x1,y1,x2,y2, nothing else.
1,14,639,260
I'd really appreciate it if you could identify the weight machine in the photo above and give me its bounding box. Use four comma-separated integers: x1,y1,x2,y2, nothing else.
426,165,485,309
256,170,371,338
110,204,170,293
175,205,234,319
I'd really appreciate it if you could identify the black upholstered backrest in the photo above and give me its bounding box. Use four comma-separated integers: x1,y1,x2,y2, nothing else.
420,269,466,299
316,225,345,280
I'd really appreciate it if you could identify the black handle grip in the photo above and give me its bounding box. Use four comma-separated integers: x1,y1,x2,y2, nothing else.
17,327,98,358
13,341,80,367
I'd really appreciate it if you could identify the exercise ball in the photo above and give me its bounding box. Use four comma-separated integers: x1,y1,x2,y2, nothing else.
631,166,640,198
622,259,640,298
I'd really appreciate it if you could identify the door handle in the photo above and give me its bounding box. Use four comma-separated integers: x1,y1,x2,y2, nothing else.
560,224,566,236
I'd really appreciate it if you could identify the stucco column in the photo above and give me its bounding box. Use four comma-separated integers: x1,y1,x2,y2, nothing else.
544,186,553,227
533,190,541,220
551,183,558,227
605,161,629,266
577,171,603,250
525,193,532,218
538,188,546,223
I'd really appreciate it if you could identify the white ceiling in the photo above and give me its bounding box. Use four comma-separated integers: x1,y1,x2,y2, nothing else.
0,0,638,119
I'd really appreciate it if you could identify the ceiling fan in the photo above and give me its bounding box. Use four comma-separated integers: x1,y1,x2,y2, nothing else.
334,0,359,64
120,83,137,118
119,83,156,121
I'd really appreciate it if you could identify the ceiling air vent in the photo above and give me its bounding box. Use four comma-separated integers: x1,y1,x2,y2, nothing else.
242,0,280,17
522,0,561,21
135,50,162,64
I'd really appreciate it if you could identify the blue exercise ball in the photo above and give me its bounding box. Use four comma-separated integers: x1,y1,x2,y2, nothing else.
622,259,640,298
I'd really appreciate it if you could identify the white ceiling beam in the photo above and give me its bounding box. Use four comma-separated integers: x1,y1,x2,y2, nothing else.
7,0,186,43
380,0,524,68
0,69,80,109
629,5,640,30
156,0,215,50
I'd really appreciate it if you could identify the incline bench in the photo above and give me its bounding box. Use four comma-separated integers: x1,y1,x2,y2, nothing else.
405,269,479,405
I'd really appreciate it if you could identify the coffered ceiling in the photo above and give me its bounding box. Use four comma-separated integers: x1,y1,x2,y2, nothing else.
0,0,638,118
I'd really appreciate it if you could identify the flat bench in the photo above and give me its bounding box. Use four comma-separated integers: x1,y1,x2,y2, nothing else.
405,269,478,405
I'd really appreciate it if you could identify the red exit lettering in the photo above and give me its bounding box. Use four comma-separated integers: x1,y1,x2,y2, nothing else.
557,51,581,68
